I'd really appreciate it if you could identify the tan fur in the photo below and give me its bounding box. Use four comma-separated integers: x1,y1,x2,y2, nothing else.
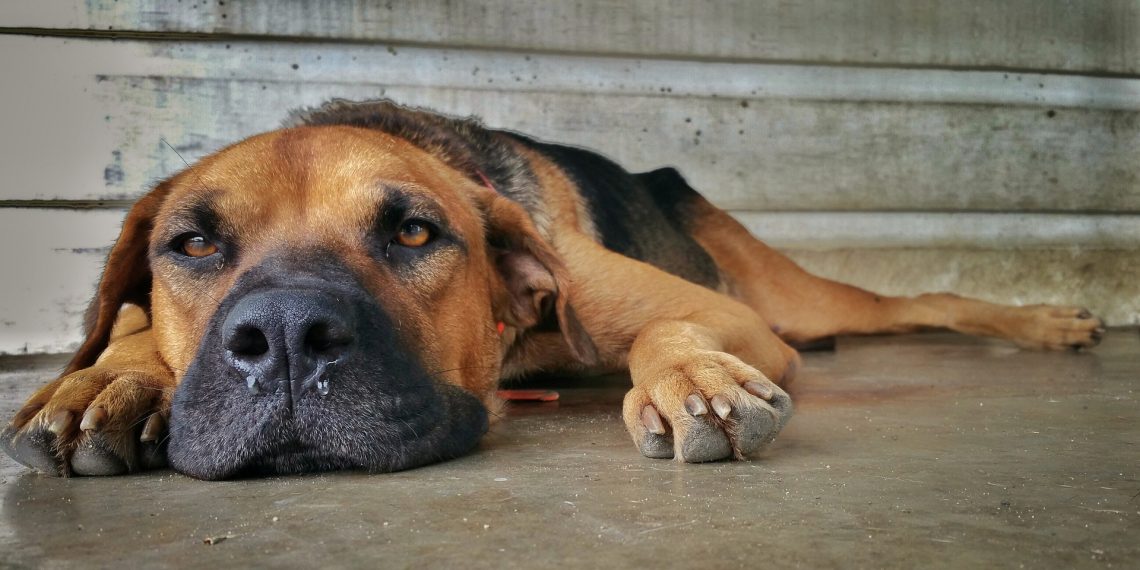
18,305,174,472
684,198,1103,350
7,122,1104,471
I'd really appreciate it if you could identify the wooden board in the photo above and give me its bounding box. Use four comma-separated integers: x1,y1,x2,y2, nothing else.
2,0,1137,75
0,209,123,355
2,208,1136,355
0,8,1136,358
3,36,1139,212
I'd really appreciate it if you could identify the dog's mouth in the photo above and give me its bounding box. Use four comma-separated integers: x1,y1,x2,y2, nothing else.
183,380,488,480
170,375,487,480
237,439,348,479
164,266,489,480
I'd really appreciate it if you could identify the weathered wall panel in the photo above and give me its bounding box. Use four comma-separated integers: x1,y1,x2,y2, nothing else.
0,209,122,355
2,209,1135,355
3,0,1138,75
0,3,1135,354
3,37,1139,212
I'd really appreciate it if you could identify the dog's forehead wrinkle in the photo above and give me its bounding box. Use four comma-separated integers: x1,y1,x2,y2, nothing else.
173,129,490,261
372,184,416,223
157,188,225,233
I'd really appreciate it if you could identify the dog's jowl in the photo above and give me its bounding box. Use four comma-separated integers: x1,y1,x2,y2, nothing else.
2,100,1104,479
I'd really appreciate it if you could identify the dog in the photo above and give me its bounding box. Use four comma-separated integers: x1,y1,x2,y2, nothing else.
2,99,1104,480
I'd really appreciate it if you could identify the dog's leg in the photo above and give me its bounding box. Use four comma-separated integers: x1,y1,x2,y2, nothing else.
2,305,175,476
688,203,1104,351
554,233,799,462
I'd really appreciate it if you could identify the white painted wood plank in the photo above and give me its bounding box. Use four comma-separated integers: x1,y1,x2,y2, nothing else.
3,0,1137,75
6,37,1139,110
2,208,1136,356
2,36,1138,211
0,209,124,355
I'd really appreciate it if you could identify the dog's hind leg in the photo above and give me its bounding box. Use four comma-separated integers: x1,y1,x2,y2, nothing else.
686,201,1105,351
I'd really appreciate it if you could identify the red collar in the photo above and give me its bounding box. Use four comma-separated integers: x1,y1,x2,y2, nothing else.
475,170,496,192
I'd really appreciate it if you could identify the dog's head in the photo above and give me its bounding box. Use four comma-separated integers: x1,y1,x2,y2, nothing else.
70,109,595,479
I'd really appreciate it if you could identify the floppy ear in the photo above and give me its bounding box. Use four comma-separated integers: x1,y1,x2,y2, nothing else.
475,190,599,366
64,181,173,374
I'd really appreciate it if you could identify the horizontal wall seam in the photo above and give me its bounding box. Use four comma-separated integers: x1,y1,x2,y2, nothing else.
1,26,1137,82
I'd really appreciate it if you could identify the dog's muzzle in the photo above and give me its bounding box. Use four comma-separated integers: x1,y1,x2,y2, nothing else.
166,260,488,480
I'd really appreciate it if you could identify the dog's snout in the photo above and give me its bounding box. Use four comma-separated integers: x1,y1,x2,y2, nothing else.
221,289,355,400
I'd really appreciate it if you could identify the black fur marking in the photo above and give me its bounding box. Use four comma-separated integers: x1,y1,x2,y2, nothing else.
287,99,545,217
522,141,721,288
153,191,230,254
288,99,720,288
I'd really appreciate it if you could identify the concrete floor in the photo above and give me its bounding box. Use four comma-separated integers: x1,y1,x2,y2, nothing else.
0,332,1136,568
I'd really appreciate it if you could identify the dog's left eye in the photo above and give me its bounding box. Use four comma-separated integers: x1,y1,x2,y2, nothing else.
177,234,220,258
394,220,433,248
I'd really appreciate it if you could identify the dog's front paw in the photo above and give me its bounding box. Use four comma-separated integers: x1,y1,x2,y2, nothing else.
2,364,174,476
622,350,793,462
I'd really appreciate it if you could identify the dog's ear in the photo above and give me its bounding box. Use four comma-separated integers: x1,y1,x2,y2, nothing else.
64,181,173,374
475,189,599,366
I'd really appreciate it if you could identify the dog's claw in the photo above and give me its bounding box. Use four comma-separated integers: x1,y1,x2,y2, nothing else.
743,381,774,400
637,405,674,458
710,394,732,420
46,410,72,436
140,413,165,443
80,407,107,432
640,405,667,435
684,394,708,416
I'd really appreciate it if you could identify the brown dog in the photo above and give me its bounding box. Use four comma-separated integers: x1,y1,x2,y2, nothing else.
2,100,1104,479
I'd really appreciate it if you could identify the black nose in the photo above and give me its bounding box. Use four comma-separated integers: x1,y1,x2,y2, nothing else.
221,289,356,402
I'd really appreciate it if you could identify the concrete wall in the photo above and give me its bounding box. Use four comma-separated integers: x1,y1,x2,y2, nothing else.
1,0,1137,354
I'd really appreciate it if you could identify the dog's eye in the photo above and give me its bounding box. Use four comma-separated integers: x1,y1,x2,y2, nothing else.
178,234,219,258
394,220,433,248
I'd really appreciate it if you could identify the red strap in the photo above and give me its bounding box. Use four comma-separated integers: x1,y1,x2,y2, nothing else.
475,170,496,192
497,389,559,402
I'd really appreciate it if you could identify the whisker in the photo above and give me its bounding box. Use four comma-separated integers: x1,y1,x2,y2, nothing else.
160,137,192,169
126,412,153,431
424,364,500,377
154,432,173,448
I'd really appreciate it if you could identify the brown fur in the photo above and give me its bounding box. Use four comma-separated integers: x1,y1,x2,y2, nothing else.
5,104,1105,474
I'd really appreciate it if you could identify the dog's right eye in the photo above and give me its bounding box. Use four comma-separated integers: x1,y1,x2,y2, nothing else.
394,220,434,248
177,234,220,258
